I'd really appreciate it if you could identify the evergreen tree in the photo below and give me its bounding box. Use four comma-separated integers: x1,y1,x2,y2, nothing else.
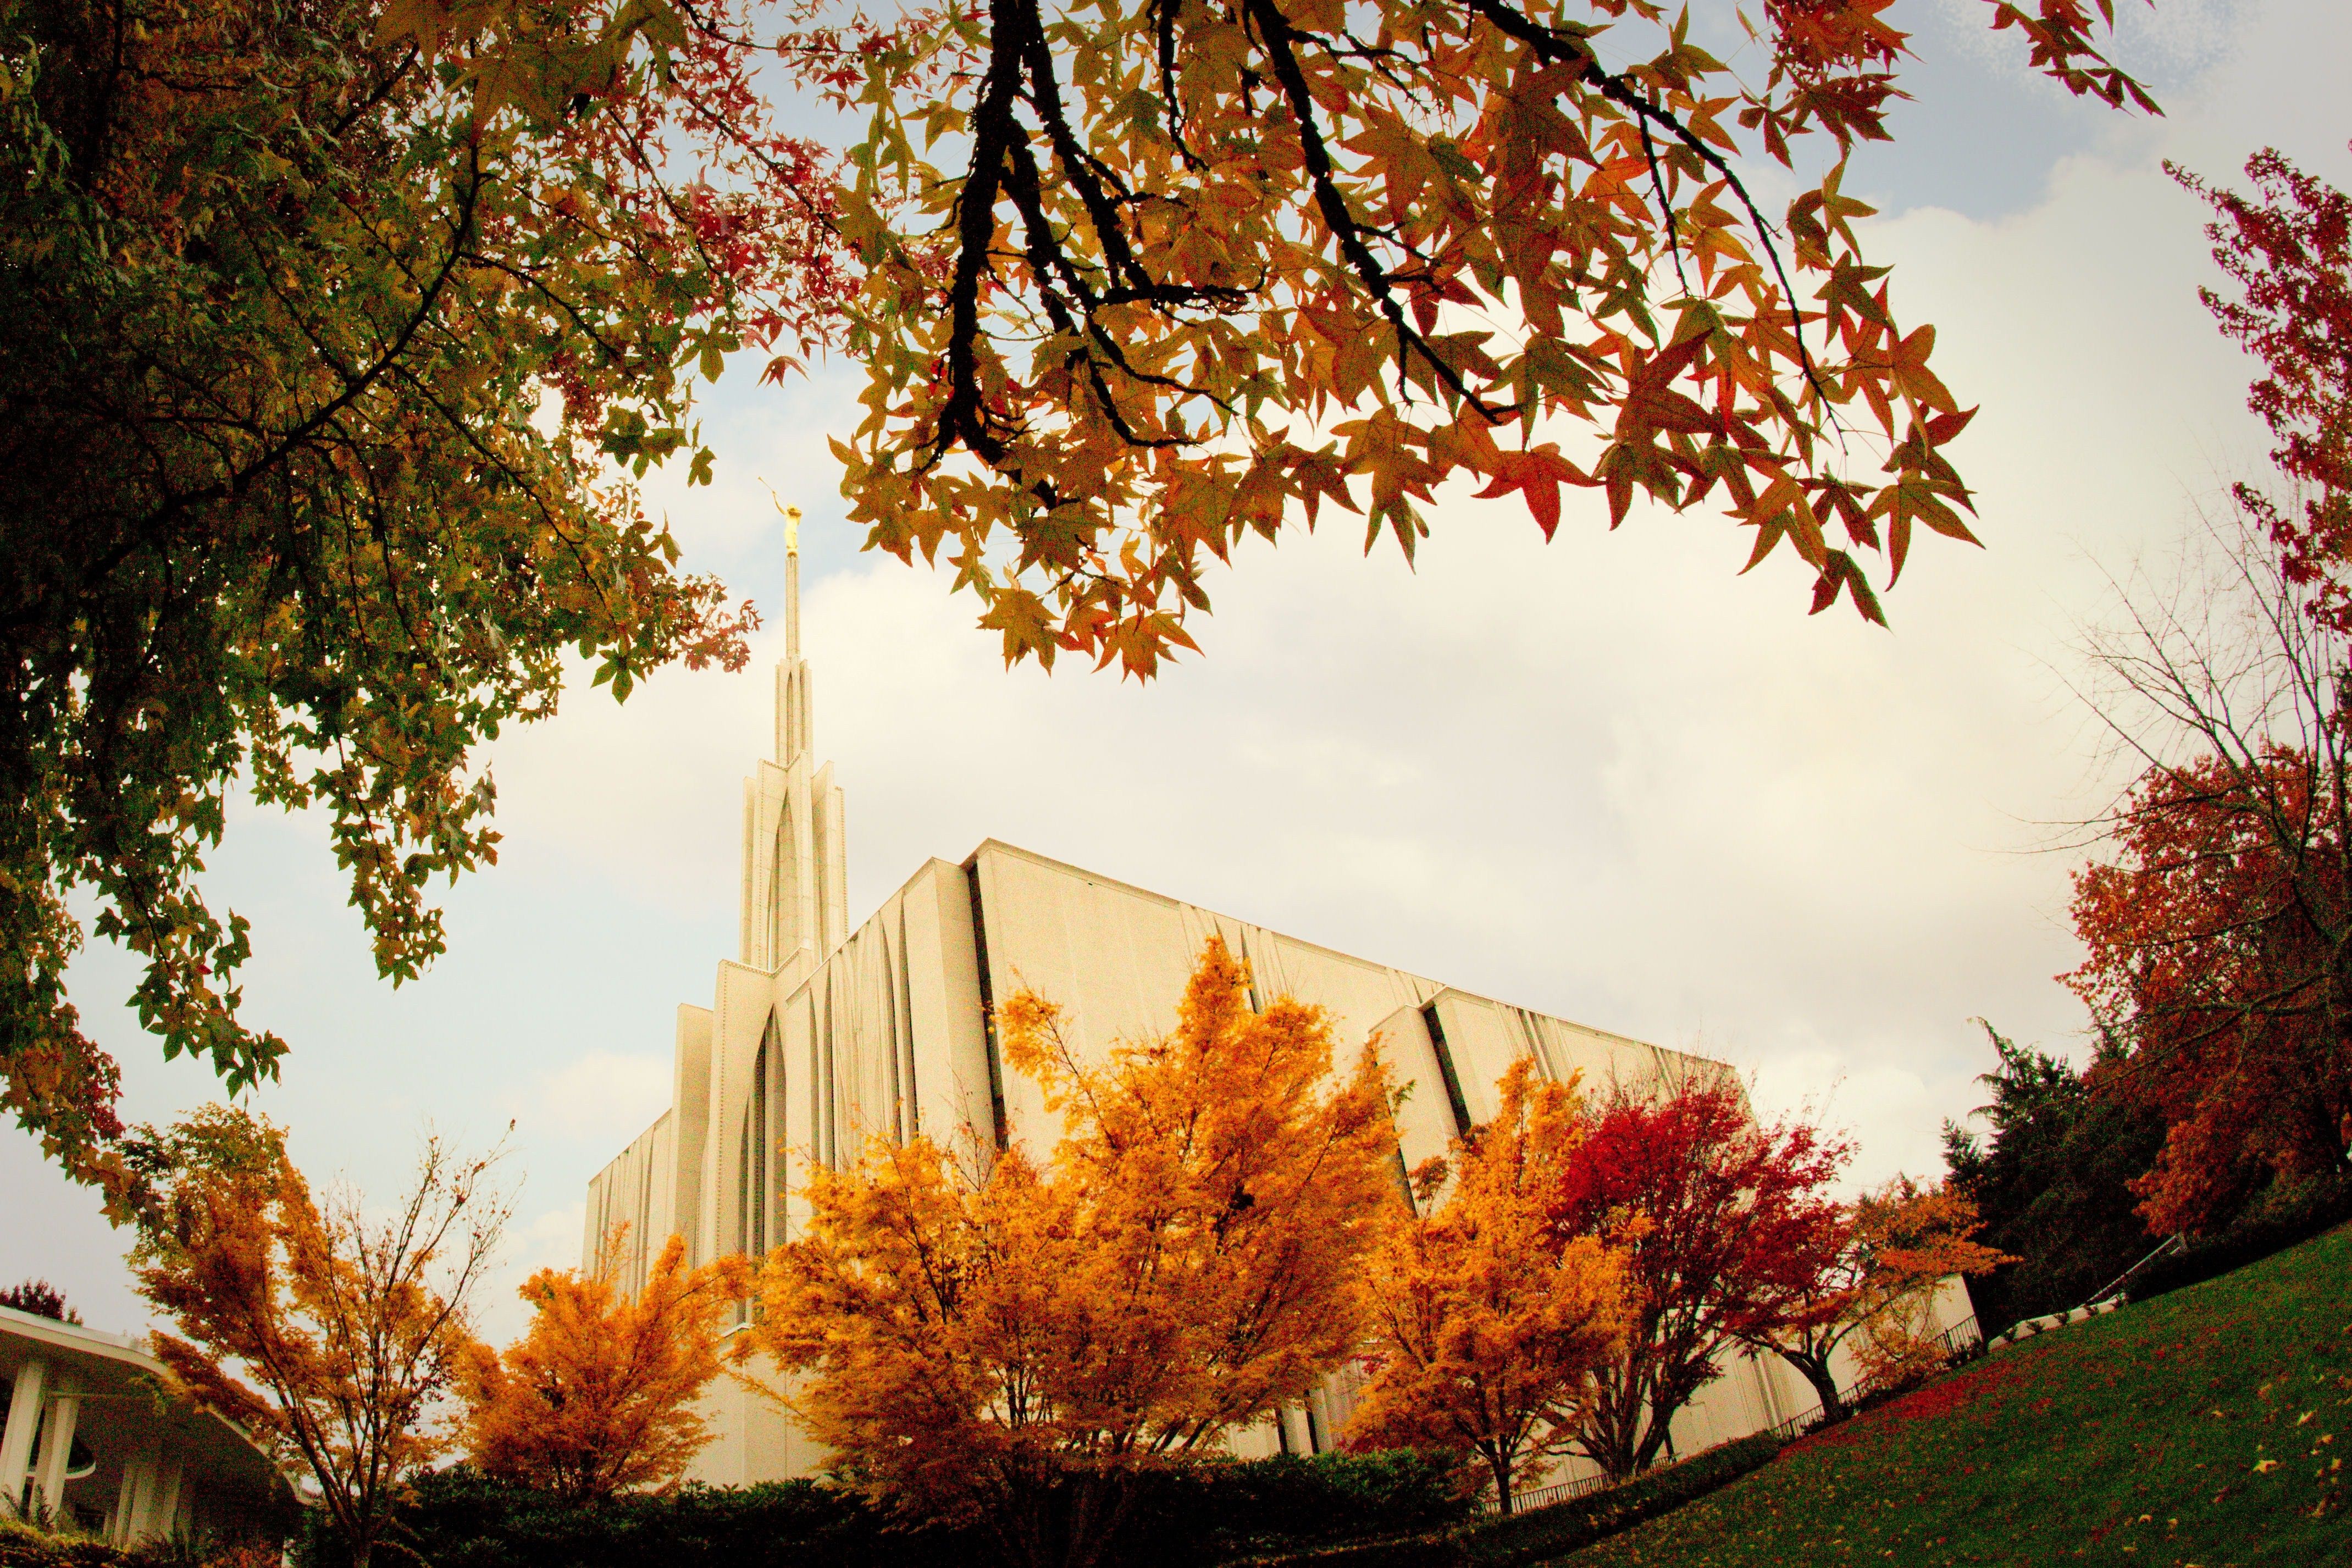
1941,1025,2166,1331
0,1279,78,1323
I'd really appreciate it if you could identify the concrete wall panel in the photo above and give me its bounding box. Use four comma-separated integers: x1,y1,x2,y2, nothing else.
672,1005,713,1267
583,1110,674,1296
1368,1005,1462,1178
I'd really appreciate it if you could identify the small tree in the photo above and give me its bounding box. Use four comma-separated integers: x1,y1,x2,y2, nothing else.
749,938,1398,1568
1745,1177,2009,1424
129,1106,505,1568
460,1231,751,1501
1546,1077,1846,1481
1346,1060,1628,1514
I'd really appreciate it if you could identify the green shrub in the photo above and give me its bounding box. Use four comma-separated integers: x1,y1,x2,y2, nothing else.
2128,1170,2352,1303
0,1521,267,1568
294,1449,1475,1568
1132,1448,1476,1563
0,1520,128,1568
1243,1433,1786,1568
291,1470,950,1568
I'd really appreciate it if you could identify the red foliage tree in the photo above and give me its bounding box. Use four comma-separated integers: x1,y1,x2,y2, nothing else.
2066,750,2352,1235
2060,146,2352,1236
1741,1176,2008,1422
1544,1075,1846,1481
2174,144,2352,629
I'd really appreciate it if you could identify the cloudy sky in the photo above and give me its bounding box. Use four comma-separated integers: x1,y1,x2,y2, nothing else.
8,0,2349,1343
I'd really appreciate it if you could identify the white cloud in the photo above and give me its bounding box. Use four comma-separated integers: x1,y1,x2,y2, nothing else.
524,1052,675,1146
1924,0,2257,80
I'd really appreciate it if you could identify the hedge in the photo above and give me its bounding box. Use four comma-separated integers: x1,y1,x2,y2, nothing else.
292,1472,938,1568
1241,1432,1787,1568
1142,1448,1474,1560
294,1448,1476,1568
2128,1171,2352,1304
298,1440,1760,1568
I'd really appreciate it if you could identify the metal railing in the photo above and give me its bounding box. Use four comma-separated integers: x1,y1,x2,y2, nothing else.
2080,1234,2187,1313
1496,1471,1613,1515
1480,1314,1988,1515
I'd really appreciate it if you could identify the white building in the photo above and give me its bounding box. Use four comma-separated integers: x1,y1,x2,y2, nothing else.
585,526,1971,1489
1,1304,290,1541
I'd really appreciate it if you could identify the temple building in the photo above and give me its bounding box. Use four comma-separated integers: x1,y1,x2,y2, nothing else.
584,519,1971,1489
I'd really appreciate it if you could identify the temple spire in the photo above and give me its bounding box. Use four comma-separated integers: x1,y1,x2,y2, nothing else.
743,490,845,971
784,503,801,662
769,493,810,766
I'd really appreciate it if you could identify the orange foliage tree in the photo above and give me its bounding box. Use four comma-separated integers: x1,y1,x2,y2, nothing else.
1345,1060,1628,1514
460,1231,751,1502
748,937,1398,1568
1742,1176,2008,1423
794,0,2166,676
128,1107,505,1568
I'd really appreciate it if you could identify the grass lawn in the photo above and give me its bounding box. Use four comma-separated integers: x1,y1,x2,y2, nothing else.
1556,1225,2352,1566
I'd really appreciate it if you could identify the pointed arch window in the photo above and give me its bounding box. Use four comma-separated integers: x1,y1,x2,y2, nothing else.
740,1015,779,1257
772,803,799,967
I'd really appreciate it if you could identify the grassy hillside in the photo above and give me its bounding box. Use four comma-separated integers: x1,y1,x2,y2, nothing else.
1560,1225,2352,1566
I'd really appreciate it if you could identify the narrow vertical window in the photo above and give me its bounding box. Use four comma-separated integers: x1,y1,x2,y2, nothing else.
967,861,1008,1150
1422,1002,1473,1137
772,808,795,965
749,1028,771,1256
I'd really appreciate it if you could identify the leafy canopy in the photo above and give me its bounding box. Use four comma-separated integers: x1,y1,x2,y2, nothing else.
460,1230,754,1503
2067,749,2352,1235
807,0,2160,675
1545,1073,1845,1480
748,937,1398,1568
0,0,841,1200
0,1278,79,1324
1347,1059,1628,1515
1761,1174,2006,1414
1940,1023,2164,1333
2056,145,2352,1242
2177,142,2352,631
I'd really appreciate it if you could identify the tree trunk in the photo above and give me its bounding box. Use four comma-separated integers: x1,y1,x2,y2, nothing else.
1632,1415,1673,1477
1485,1444,1516,1516
1778,1348,1846,1426
995,1460,1141,1568
1582,1361,1645,1484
